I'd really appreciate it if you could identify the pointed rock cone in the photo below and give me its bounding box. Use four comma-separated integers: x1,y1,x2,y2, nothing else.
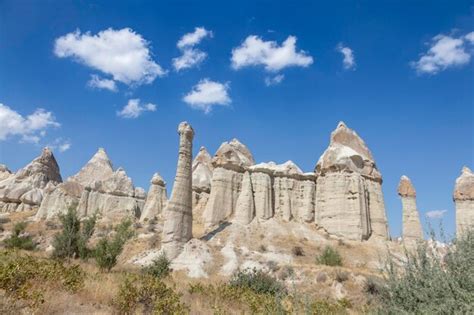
140,173,167,222
161,122,195,259
192,146,213,193
398,176,423,241
453,166,474,236
69,147,114,186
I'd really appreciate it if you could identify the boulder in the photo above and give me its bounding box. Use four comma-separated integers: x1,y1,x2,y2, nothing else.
454,166,474,236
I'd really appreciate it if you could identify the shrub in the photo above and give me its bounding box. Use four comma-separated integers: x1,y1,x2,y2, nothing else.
114,274,187,314
292,246,304,256
144,252,171,279
0,250,84,308
229,268,286,296
52,207,96,260
364,276,383,296
375,228,474,314
316,246,343,266
3,222,36,250
94,218,134,271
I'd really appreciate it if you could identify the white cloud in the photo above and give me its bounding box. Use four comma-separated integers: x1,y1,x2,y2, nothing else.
0,103,60,143
47,138,72,153
264,74,285,86
54,28,166,86
425,210,447,219
117,99,157,119
177,27,213,49
465,31,474,43
337,43,356,70
87,74,117,91
231,35,313,71
173,48,207,71
183,79,231,113
412,32,474,74
173,27,213,71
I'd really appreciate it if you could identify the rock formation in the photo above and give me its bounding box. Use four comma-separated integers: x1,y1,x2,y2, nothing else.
202,139,254,228
233,171,255,224
315,122,389,241
140,173,167,222
0,148,62,212
454,166,474,235
0,165,12,181
36,148,145,221
161,122,195,259
398,176,423,241
192,147,213,223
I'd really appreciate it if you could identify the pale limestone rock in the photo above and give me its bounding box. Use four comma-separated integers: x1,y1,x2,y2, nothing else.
202,167,243,227
233,171,255,224
454,167,474,235
162,122,194,259
0,148,62,212
398,176,423,241
37,148,144,221
77,167,142,219
250,171,273,221
140,173,167,222
212,138,255,171
0,165,12,181
192,146,213,193
315,122,389,241
203,139,254,228
68,148,113,187
251,161,316,223
36,181,83,220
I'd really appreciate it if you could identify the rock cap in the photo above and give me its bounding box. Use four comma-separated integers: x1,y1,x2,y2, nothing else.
212,138,255,171
398,175,416,197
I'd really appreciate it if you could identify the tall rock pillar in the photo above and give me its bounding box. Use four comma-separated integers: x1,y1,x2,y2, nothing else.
398,176,423,241
162,122,195,259
454,166,474,236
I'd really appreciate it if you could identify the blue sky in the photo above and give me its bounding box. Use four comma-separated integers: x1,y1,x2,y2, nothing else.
0,0,473,238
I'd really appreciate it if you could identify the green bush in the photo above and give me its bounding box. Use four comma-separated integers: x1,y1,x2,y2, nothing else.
114,273,187,314
144,252,171,279
229,268,286,296
52,207,96,260
94,219,134,272
316,246,343,266
375,228,474,314
0,250,84,308
3,222,36,250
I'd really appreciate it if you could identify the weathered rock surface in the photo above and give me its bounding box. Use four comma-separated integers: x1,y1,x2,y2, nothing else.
233,171,255,224
398,176,423,241
36,148,145,221
140,173,167,222
0,148,62,212
162,122,195,259
192,147,213,193
454,166,474,235
203,139,254,228
0,165,12,181
315,122,389,241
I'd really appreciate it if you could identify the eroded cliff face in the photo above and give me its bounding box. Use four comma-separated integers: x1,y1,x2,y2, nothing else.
36,148,146,221
0,148,62,212
315,122,389,241
398,176,423,241
454,166,474,236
